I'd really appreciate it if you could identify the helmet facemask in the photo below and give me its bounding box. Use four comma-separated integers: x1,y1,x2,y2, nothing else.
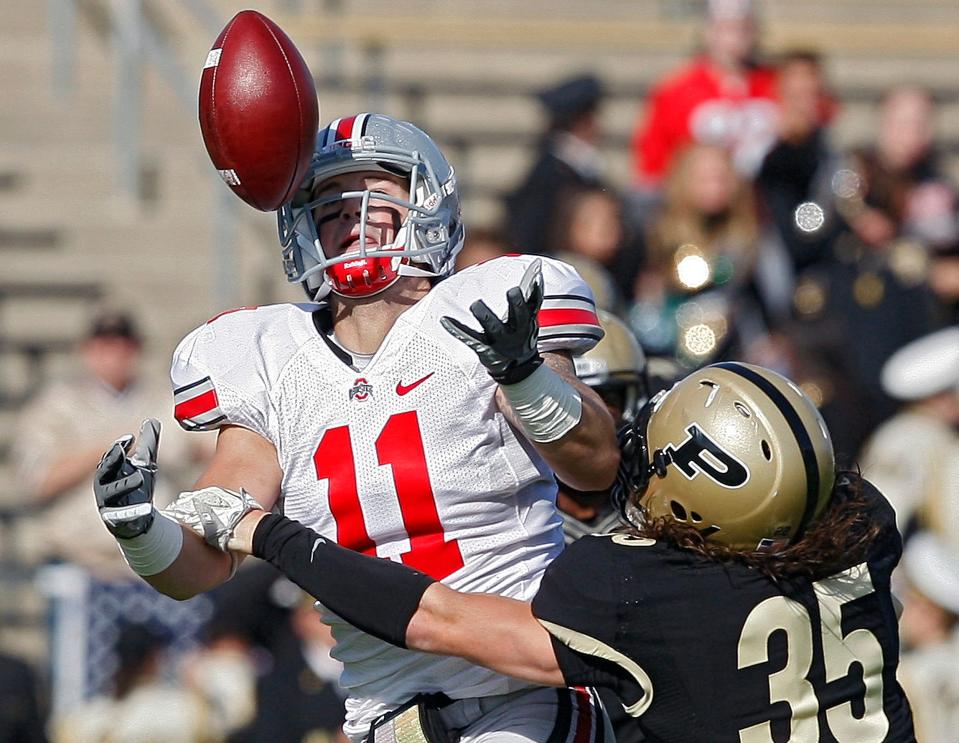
610,392,666,529
277,115,465,300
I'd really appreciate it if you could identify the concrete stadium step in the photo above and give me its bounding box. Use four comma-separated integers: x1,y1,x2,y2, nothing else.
0,145,218,222
349,52,959,100
214,0,959,24
3,2,49,36
0,410,20,447
276,11,959,57
0,74,195,150
0,339,83,422
0,582,47,665
308,48,683,91
0,282,105,343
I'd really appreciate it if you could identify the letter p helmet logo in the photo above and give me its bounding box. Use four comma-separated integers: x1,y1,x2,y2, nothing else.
661,424,750,488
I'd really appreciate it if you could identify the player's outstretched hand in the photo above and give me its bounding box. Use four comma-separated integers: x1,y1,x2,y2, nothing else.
163,486,263,552
94,418,160,539
441,258,545,385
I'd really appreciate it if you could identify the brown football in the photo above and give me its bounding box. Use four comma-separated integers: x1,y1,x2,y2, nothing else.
198,10,319,211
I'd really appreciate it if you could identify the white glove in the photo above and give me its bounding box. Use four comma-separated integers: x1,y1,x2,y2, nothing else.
162,486,262,552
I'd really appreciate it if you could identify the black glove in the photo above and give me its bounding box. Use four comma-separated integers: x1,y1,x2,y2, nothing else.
94,418,160,539
441,259,545,385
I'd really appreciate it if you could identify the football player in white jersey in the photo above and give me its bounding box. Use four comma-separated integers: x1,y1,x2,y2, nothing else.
93,113,619,742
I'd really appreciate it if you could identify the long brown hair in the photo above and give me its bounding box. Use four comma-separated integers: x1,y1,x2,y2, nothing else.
647,143,759,272
633,471,883,581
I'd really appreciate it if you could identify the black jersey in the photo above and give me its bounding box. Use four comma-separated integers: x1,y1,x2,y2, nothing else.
531,481,915,743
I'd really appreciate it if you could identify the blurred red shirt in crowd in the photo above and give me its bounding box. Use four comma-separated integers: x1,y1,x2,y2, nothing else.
631,0,779,188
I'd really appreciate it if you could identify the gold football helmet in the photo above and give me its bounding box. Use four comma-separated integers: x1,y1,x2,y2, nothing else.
574,311,649,424
614,362,835,551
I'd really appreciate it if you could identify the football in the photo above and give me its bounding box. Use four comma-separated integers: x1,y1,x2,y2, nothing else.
198,10,319,212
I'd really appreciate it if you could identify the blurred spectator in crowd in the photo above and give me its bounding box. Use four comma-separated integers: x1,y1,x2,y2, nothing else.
209,562,346,743
52,625,211,743
0,651,48,743
232,596,347,743
630,0,778,192
454,226,509,271
791,87,946,439
181,619,257,742
896,532,959,742
930,247,959,323
866,87,956,249
755,50,841,284
860,326,959,541
13,309,214,711
628,143,767,367
503,73,605,256
839,86,957,275
547,186,640,312
864,86,959,323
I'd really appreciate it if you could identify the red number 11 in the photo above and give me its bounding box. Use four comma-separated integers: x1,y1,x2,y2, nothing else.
314,411,465,580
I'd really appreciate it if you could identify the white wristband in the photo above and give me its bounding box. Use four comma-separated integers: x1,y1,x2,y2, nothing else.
501,363,583,443
117,512,184,576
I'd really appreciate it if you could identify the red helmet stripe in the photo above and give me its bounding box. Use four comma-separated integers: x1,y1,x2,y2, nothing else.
336,115,357,143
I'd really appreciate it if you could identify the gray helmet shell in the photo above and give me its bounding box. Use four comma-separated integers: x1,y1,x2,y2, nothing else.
277,113,465,299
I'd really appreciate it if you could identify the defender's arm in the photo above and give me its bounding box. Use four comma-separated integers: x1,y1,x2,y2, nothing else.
229,509,566,686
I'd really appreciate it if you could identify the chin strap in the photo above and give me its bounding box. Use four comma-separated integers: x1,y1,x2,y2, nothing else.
397,263,441,279
611,396,664,527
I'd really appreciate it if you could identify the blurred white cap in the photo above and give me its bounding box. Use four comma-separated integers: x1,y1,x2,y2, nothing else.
707,0,755,20
903,531,959,613
880,326,959,401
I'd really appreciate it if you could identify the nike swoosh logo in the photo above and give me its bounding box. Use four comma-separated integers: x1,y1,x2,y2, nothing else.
396,372,434,396
311,538,322,563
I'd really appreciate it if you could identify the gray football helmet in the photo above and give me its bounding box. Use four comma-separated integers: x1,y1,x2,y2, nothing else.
573,310,649,425
277,113,465,299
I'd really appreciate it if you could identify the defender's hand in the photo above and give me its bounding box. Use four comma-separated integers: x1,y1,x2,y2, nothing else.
164,486,263,552
441,259,545,385
94,419,160,539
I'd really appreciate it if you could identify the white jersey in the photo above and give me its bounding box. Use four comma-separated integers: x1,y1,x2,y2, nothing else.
170,255,603,736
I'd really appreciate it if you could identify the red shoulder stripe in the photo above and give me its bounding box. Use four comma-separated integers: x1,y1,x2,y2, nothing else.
538,307,600,328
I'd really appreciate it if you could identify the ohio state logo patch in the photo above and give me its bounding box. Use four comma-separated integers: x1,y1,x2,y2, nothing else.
349,377,373,402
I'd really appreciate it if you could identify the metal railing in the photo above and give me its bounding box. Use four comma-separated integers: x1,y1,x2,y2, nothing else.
47,0,244,308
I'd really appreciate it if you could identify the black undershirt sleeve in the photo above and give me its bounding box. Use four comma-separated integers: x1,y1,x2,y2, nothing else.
251,513,437,649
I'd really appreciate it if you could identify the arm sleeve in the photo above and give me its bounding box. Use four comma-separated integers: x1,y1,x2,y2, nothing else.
252,513,437,648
